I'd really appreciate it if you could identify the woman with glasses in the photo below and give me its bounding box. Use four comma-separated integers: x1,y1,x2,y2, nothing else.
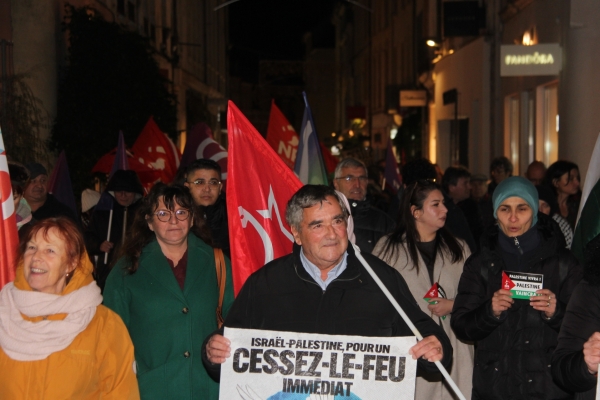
103,183,234,400
451,177,582,400
373,180,473,399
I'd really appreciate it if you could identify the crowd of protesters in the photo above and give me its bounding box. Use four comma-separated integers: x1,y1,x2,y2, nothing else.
3,152,600,400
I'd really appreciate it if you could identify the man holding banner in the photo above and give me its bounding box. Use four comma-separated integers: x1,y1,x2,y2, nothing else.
203,185,452,385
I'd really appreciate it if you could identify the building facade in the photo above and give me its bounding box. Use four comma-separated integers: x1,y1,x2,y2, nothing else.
334,0,600,182
0,0,228,149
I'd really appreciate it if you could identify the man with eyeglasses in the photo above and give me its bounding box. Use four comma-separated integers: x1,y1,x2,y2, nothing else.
184,159,230,257
84,169,145,290
333,157,394,253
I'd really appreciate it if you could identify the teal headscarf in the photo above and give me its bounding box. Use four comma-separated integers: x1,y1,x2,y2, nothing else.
492,176,539,226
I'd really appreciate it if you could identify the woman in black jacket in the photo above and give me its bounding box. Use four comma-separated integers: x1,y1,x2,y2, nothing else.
552,234,600,399
451,177,582,399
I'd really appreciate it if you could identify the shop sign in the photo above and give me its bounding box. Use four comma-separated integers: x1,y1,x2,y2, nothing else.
500,44,562,76
400,90,427,107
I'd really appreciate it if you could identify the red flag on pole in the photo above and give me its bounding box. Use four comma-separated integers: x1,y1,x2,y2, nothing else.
266,100,299,169
227,101,303,295
133,116,180,184
0,129,18,288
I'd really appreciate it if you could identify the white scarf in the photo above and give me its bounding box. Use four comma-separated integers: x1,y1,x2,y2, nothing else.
0,281,102,361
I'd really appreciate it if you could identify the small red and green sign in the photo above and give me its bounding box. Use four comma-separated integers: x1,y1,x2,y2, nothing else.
502,271,543,300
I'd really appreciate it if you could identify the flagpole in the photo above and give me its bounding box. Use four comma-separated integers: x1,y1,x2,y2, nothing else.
351,242,467,400
104,209,113,264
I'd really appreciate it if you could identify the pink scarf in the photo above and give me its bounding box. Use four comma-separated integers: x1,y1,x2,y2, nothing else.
0,281,102,361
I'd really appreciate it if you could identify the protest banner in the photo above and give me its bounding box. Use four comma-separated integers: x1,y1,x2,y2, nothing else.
220,328,417,400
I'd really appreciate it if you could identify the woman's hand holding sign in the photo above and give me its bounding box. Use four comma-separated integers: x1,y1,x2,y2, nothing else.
427,298,454,318
530,289,557,318
491,289,514,317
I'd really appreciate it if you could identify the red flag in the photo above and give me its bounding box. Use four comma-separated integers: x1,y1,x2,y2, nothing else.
266,100,299,169
133,116,180,184
91,148,159,185
0,129,18,288
423,282,439,300
227,101,303,295
180,123,228,188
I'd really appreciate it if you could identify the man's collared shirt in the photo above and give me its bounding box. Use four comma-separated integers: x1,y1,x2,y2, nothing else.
299,249,348,290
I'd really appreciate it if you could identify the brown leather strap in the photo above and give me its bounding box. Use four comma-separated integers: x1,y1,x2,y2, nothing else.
214,248,226,328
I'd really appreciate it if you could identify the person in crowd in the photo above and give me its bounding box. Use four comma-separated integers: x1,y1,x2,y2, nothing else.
536,184,573,249
8,161,33,233
366,163,391,212
374,180,474,399
545,160,581,230
23,162,79,225
184,159,230,257
203,185,452,383
103,183,234,400
470,173,495,233
80,188,101,229
0,217,139,399
333,157,394,253
395,158,476,252
470,174,489,202
487,156,513,196
525,161,547,186
445,166,484,249
451,177,582,399
552,233,600,400
85,169,144,291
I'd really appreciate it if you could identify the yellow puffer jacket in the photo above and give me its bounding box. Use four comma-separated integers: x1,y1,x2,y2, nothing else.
0,253,140,399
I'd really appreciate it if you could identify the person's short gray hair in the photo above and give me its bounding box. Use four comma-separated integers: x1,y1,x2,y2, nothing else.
334,157,367,179
285,185,349,231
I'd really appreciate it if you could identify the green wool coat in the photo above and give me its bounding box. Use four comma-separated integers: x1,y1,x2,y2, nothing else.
103,234,234,400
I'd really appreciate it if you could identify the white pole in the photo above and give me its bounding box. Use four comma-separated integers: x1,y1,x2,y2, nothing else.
104,208,113,264
351,242,467,400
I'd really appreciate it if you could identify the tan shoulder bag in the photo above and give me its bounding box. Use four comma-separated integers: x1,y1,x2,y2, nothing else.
214,248,226,328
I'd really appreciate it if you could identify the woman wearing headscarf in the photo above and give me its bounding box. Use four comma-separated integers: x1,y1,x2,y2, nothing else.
373,180,473,399
0,217,139,399
552,234,600,399
545,160,581,230
451,177,582,399
103,183,235,400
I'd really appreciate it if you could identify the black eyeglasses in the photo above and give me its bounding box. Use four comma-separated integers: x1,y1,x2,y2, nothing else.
186,179,221,189
335,175,368,183
154,209,190,222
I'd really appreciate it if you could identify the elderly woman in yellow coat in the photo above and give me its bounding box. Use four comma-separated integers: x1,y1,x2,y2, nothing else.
0,217,139,399
374,180,474,400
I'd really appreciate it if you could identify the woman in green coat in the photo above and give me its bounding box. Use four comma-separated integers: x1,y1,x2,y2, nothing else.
104,183,234,400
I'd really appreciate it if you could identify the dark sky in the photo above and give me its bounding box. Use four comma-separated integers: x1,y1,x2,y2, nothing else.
228,0,336,82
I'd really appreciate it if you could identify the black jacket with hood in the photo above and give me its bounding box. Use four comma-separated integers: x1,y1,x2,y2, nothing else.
84,170,144,290
451,213,582,399
552,234,600,400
